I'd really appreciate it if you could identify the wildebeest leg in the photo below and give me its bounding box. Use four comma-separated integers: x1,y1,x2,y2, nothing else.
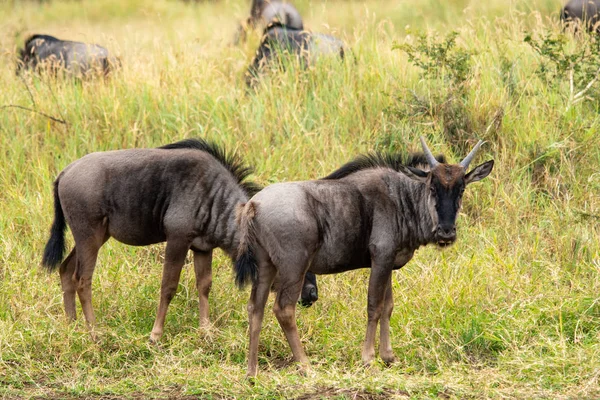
193,250,212,328
378,274,396,364
74,231,109,339
247,249,277,377
149,240,189,343
273,267,311,369
59,248,77,320
362,263,393,365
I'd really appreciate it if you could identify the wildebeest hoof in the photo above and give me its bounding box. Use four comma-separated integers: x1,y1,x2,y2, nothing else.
88,330,99,343
296,362,312,377
149,332,162,345
381,353,397,366
198,322,217,339
199,319,212,330
361,354,376,368
245,371,258,383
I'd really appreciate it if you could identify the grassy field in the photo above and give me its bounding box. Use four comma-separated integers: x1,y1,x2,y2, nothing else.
0,0,599,398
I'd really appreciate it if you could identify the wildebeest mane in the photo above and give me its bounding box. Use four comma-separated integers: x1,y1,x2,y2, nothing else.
159,138,261,196
322,152,447,180
263,20,301,35
24,34,59,45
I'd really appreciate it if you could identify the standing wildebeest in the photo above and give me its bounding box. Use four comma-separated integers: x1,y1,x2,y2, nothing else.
235,137,494,376
245,22,346,87
234,0,303,45
42,138,318,342
561,0,600,32
17,34,119,76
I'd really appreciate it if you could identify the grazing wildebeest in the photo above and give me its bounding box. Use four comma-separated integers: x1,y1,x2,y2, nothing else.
17,34,119,76
561,0,600,32
41,138,318,342
245,22,346,87
234,0,303,45
235,137,494,376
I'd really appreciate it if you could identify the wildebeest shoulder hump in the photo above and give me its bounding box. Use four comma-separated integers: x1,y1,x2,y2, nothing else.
158,138,261,196
24,34,59,45
321,151,447,180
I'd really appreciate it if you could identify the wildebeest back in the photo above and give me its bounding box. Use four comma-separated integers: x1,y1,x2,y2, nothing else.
561,0,600,32
17,34,118,76
57,148,247,251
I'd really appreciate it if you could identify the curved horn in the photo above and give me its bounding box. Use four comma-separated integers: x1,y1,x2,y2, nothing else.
460,140,484,170
419,136,440,168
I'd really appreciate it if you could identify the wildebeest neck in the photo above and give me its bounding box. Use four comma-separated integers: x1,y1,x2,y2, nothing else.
389,173,437,248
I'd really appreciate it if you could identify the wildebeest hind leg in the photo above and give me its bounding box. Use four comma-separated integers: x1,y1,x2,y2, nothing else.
74,232,109,340
378,274,396,364
247,255,277,377
59,248,77,320
362,263,392,365
150,240,189,343
273,267,311,369
193,250,213,328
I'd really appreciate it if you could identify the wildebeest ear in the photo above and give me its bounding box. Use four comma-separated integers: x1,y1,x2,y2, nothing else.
465,160,494,184
398,164,428,183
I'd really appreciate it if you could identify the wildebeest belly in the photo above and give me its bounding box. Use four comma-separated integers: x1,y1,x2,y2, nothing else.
107,210,166,246
104,180,171,246
309,246,371,274
307,224,372,274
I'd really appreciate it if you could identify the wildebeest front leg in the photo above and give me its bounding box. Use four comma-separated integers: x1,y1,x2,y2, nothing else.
59,248,77,321
362,261,393,365
247,252,277,377
378,274,395,364
150,241,189,343
193,250,212,328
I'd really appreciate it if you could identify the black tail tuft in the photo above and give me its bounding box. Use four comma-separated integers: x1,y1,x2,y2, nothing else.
234,246,258,289
42,179,66,271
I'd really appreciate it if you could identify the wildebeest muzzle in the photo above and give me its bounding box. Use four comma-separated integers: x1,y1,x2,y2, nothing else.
435,224,457,247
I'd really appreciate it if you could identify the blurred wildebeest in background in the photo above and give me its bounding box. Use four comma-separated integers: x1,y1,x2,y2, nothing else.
234,0,303,44
245,22,346,87
17,34,119,77
41,138,319,342
561,0,600,32
235,137,494,376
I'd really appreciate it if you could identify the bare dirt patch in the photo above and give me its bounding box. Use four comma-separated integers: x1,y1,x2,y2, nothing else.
294,386,409,400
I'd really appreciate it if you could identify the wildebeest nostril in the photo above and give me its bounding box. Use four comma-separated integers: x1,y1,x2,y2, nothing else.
437,226,456,240
309,287,318,302
298,286,318,308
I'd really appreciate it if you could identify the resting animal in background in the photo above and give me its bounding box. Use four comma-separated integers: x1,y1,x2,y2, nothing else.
235,137,494,376
245,22,346,87
561,0,600,32
41,138,318,343
234,0,303,44
17,34,119,76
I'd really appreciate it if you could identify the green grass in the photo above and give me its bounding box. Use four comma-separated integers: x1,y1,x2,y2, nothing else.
0,0,599,398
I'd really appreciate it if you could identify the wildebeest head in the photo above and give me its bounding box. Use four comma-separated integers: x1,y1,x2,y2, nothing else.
16,34,56,75
397,137,494,247
298,271,318,307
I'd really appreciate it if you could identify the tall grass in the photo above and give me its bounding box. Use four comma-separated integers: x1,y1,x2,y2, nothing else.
0,0,598,398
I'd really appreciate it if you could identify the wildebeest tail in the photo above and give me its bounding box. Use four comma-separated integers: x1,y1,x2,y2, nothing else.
42,177,66,271
234,201,258,288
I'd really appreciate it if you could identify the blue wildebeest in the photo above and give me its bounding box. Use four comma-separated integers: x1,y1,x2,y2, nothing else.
17,34,119,76
561,0,600,32
235,137,494,376
245,22,346,87
42,139,318,342
234,0,303,45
